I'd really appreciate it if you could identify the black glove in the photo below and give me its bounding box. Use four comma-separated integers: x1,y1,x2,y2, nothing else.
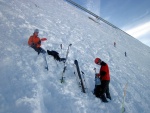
100,71,106,76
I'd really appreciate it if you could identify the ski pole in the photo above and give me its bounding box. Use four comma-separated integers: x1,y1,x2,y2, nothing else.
60,44,62,49
94,68,96,74
43,53,48,70
121,82,128,113
65,44,72,62
61,44,72,83
60,44,62,55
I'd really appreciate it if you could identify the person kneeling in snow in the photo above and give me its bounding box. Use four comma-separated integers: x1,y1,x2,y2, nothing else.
94,58,111,102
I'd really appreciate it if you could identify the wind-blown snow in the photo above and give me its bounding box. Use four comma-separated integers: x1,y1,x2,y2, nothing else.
0,0,150,113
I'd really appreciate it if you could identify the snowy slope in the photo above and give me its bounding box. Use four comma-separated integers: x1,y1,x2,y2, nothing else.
0,0,150,113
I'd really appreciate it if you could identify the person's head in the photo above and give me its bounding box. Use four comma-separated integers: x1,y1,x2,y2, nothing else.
94,58,101,65
33,29,39,36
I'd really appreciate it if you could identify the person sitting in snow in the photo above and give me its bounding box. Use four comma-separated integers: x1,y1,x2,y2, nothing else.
28,29,46,55
94,58,111,102
28,29,65,62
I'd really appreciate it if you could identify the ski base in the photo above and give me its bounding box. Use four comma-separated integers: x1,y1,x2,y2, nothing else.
74,60,86,93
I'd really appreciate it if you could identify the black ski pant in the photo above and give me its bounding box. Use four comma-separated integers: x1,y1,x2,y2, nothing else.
32,46,46,54
94,85,101,97
100,80,110,98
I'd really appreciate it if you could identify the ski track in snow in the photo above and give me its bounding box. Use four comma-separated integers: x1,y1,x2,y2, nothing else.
0,0,150,113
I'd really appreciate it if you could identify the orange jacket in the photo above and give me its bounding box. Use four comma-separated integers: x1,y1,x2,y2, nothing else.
98,61,110,81
28,34,41,48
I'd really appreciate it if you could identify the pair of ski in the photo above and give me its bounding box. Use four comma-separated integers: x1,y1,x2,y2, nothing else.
59,44,86,93
74,60,86,93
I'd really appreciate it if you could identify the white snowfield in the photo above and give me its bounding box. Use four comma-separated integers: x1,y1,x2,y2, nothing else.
0,0,150,113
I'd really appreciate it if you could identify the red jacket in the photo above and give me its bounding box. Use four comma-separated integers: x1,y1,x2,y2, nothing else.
28,34,41,48
98,61,110,81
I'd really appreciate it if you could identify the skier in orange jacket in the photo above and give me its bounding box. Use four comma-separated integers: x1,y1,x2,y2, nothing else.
94,58,111,102
28,29,46,54
28,29,48,70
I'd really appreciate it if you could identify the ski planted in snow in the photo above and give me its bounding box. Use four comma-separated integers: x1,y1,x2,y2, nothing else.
74,60,86,93
121,82,128,113
60,44,72,83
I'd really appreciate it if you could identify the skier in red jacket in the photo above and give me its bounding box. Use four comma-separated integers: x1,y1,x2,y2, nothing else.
28,29,46,54
94,58,111,102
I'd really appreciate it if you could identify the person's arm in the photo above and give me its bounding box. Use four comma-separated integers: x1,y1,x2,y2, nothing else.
28,37,33,46
36,38,41,47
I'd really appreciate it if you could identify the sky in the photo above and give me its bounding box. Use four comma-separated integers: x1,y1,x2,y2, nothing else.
71,0,150,47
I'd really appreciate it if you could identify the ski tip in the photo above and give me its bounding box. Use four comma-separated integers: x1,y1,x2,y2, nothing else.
74,60,78,63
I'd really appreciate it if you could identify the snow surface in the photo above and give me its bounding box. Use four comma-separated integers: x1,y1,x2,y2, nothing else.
0,0,150,113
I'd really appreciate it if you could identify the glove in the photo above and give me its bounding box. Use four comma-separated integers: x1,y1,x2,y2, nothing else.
100,71,106,76
95,73,100,77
